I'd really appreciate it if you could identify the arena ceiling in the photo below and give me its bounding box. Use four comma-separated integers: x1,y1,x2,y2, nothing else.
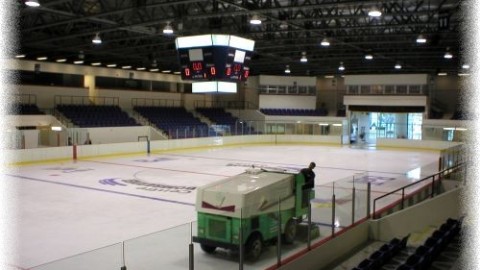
17,0,465,77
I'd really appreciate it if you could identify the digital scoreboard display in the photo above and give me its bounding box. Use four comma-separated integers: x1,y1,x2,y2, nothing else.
175,34,255,82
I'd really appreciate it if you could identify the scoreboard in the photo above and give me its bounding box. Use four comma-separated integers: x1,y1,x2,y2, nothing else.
175,34,255,82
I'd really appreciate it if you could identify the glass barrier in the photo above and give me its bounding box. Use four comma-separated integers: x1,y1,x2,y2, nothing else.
122,223,191,270
5,118,470,149
30,242,123,270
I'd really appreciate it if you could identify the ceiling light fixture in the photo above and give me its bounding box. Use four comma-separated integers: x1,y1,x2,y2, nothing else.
338,62,345,71
163,23,174,35
91,62,102,66
56,58,67,63
437,72,447,76
92,32,102,44
107,64,117,68
368,7,382,17
25,0,40,7
15,54,26,58
394,62,402,69
150,68,159,72
136,67,146,71
320,38,330,47
444,48,453,59
284,65,291,74
416,34,427,43
250,14,262,25
73,60,84,65
300,52,308,63
462,64,470,69
365,54,373,60
36,56,47,61
122,65,132,69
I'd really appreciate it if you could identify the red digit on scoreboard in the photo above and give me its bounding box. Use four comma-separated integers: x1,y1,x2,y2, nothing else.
210,67,216,75
192,62,202,71
226,67,232,76
234,64,241,72
184,68,190,76
244,70,249,78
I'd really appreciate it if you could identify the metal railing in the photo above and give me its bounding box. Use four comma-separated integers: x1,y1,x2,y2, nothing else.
372,162,465,219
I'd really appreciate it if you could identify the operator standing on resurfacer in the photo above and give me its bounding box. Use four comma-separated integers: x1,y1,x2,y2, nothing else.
300,162,316,207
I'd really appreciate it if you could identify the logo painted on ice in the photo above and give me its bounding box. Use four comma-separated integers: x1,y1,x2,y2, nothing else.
99,178,127,186
98,178,196,193
133,157,174,163
45,167,94,173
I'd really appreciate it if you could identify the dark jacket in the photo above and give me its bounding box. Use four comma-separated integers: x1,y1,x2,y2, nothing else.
300,168,315,189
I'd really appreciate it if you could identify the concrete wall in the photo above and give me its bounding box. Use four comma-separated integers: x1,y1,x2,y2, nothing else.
369,188,463,242
344,74,428,85
259,95,317,109
277,221,370,270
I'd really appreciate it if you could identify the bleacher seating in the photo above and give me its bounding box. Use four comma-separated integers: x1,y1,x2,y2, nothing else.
134,106,210,139
352,234,410,270
396,218,462,270
196,107,257,135
9,103,44,115
260,108,328,116
56,104,139,128
451,109,468,120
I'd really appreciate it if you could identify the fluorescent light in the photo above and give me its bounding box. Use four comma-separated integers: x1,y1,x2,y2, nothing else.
444,51,453,59
107,64,117,68
121,65,132,69
338,62,345,71
365,54,373,60
368,7,382,17
149,68,159,72
443,127,455,131
416,35,427,43
324,75,334,79
163,24,174,34
462,64,470,69
318,123,329,126
395,63,402,69
25,0,40,7
36,56,47,61
91,62,101,66
333,123,342,127
136,67,146,71
458,73,470,77
51,126,62,131
284,65,291,74
437,72,447,76
73,60,84,64
56,58,67,63
15,54,26,58
300,52,308,63
92,33,102,44
320,38,330,47
161,70,171,73
250,15,262,25
173,71,181,74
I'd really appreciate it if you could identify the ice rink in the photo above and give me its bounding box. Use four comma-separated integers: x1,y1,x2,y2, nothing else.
3,144,441,269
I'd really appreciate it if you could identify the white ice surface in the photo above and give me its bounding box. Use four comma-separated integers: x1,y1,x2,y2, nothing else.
3,145,439,268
